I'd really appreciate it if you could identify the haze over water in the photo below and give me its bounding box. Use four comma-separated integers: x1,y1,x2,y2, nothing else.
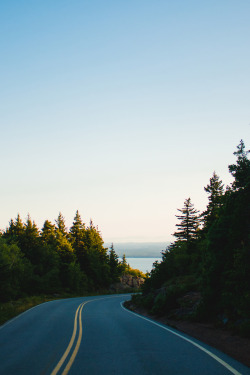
120,257,162,274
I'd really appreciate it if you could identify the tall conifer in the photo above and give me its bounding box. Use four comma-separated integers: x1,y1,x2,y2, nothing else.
228,139,250,190
41,220,56,245
173,198,200,241
202,172,224,229
55,212,68,237
70,210,85,247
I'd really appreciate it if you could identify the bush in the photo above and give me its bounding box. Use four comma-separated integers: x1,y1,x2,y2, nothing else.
238,321,250,338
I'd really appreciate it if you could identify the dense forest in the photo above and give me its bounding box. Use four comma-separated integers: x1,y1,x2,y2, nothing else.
0,211,134,302
132,140,250,336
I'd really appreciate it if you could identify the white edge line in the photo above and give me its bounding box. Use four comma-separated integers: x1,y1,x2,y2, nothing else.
120,302,243,375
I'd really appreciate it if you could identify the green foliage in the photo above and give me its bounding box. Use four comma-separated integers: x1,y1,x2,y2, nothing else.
139,140,250,334
125,267,145,278
108,243,120,283
200,182,250,320
130,292,155,310
120,253,129,273
238,320,250,338
55,212,68,237
69,211,86,248
118,252,145,278
150,284,184,316
201,172,224,231
134,275,198,317
67,262,88,293
0,296,54,326
0,239,32,301
0,293,83,326
143,240,201,294
0,211,121,302
173,198,200,242
41,220,56,245
228,139,250,190
72,220,112,289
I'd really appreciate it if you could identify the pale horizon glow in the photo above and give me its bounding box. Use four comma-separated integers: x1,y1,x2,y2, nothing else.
0,1,249,244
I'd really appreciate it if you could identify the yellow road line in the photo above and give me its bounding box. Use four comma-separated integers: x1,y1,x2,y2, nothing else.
51,302,83,375
62,302,84,375
51,295,129,375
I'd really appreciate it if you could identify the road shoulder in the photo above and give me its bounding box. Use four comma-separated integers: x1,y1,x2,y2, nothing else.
126,303,250,368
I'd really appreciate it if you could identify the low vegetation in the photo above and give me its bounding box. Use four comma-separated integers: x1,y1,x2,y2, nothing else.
0,295,59,326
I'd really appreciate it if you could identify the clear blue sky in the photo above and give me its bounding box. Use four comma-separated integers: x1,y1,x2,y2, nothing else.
0,0,249,242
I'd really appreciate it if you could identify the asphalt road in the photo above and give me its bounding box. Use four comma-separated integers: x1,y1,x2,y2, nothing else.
0,294,249,375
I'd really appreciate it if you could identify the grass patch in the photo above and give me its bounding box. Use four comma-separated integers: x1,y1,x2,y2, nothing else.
0,293,79,326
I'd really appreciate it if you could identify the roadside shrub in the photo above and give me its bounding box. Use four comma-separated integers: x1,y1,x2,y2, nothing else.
238,321,250,338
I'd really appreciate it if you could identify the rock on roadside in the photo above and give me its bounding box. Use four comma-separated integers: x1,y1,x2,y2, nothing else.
110,274,144,292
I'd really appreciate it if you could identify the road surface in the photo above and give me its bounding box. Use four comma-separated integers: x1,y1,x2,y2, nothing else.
0,294,249,375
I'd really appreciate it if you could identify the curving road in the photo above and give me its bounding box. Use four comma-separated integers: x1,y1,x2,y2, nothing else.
0,294,249,375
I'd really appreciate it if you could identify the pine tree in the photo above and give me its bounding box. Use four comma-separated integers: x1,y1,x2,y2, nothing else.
69,210,85,248
21,215,42,265
228,139,250,190
55,232,75,264
0,239,32,301
108,243,120,282
25,214,40,238
4,219,15,239
121,253,129,273
41,220,56,245
55,212,68,237
202,172,224,230
3,214,25,246
79,220,110,287
173,198,200,241
14,214,25,237
85,220,107,259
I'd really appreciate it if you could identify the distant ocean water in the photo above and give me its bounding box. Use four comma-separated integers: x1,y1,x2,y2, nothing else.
119,257,162,274
107,242,169,258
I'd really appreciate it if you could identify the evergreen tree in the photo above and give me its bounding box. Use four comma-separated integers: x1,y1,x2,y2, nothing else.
14,214,25,237
85,220,107,259
55,212,68,237
4,219,15,239
228,139,250,190
25,215,40,238
0,238,32,301
198,141,250,320
69,210,85,248
21,215,41,262
108,243,120,283
4,214,26,250
121,253,128,273
202,172,224,230
4,214,25,243
41,220,56,245
173,198,200,242
78,220,110,288
55,232,75,264
55,231,76,289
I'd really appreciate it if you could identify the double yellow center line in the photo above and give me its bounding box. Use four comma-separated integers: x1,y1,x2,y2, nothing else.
50,295,126,375
51,301,89,375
